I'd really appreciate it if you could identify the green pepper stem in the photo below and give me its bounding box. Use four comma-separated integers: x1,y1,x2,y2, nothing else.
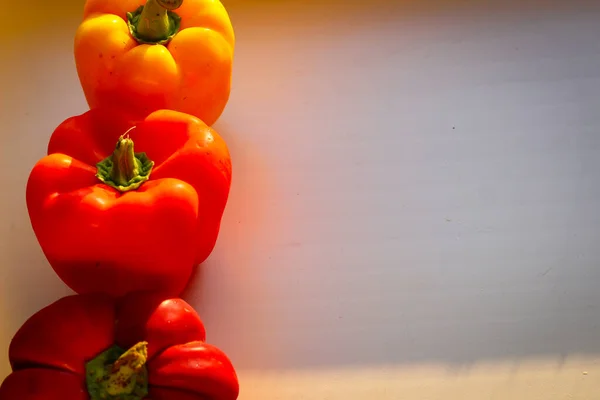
107,342,148,396
111,136,139,186
86,342,149,400
96,129,154,192
135,0,184,42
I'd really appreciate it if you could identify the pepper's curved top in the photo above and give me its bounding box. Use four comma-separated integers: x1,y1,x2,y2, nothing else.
75,0,235,126
81,0,234,46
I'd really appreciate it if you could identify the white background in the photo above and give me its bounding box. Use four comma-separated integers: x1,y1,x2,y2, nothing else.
2,0,600,398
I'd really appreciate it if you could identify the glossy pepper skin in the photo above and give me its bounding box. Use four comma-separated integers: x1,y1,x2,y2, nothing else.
0,292,239,400
26,108,232,298
74,0,235,126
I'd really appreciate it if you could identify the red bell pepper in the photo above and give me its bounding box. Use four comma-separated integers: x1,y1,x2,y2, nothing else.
0,292,239,400
25,108,232,297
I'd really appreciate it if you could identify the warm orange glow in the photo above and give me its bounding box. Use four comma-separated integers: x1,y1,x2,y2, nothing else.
3,0,600,399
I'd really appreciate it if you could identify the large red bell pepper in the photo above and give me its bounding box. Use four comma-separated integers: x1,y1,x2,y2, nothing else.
25,108,232,297
0,292,239,400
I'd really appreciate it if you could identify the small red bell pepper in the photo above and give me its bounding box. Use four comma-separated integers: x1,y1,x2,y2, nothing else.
25,108,232,297
0,292,239,400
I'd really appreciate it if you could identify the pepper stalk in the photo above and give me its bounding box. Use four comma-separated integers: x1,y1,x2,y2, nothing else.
128,0,184,45
96,131,154,192
86,342,150,400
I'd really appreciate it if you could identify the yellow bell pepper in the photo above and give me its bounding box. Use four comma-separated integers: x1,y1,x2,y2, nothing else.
74,0,235,126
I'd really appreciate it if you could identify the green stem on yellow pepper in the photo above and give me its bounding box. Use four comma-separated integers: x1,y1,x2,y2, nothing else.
127,0,184,45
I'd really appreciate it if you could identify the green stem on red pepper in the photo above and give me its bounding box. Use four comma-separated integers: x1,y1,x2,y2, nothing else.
127,0,184,45
96,131,154,192
86,342,149,400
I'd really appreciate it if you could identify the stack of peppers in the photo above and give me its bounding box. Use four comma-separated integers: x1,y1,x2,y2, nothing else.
0,0,240,399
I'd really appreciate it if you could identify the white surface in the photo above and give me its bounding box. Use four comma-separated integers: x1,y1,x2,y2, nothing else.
2,0,600,398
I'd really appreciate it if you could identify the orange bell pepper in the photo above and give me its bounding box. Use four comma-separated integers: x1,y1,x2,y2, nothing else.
74,0,235,126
